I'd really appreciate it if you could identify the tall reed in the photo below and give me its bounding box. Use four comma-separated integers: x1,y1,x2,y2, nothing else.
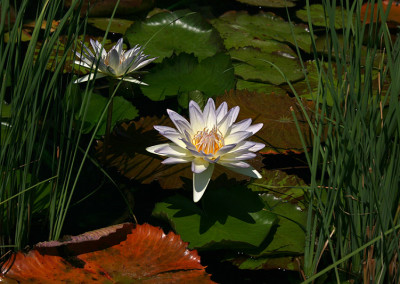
292,0,400,282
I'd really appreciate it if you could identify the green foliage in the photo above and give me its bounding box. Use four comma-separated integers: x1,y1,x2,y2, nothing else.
141,53,234,101
152,185,277,250
125,9,224,63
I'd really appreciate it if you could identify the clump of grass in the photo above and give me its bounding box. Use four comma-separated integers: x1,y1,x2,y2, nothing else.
290,0,400,282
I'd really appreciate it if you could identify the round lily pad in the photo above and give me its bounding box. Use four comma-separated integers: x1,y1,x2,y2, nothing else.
87,18,134,34
211,11,311,52
141,52,235,101
296,4,352,29
125,9,224,63
152,182,277,250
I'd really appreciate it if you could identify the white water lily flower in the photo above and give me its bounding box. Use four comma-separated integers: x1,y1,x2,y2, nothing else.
74,38,157,85
147,98,265,202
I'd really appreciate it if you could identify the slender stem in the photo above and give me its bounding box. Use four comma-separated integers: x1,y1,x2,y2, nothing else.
103,80,115,162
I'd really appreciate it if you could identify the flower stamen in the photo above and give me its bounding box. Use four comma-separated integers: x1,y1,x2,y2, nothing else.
192,126,224,155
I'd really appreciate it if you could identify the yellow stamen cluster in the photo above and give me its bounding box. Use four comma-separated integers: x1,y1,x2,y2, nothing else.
192,127,224,155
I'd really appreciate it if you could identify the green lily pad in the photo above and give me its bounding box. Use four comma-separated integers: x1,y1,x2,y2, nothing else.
141,53,234,101
230,47,304,85
211,11,311,52
216,89,316,153
87,18,134,34
76,91,138,138
227,193,306,270
125,10,224,63
236,79,287,95
296,4,352,29
152,182,277,250
235,0,297,8
248,168,307,207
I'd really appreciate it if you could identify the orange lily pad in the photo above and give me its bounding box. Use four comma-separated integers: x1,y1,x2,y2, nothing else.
361,0,400,26
0,223,214,283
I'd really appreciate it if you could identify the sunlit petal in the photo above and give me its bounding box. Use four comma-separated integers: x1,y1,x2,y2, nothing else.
192,158,209,174
193,164,214,202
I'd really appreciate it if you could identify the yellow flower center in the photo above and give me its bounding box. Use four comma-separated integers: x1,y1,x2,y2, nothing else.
192,127,224,155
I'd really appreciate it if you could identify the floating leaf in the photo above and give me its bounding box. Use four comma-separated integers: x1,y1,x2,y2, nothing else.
152,181,277,250
230,46,304,85
227,193,306,271
296,4,351,29
1,223,215,283
216,90,315,153
95,116,265,189
125,10,224,63
141,53,234,101
211,11,311,52
236,79,287,95
87,18,134,34
64,0,154,17
361,0,400,26
76,92,138,138
235,0,298,8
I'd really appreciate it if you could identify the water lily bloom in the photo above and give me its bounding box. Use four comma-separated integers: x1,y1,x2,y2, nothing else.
74,38,157,85
147,98,265,202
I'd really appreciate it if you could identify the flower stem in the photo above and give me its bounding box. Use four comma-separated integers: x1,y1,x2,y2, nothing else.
103,80,115,162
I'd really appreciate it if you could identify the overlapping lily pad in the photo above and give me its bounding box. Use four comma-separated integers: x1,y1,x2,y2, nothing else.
296,4,352,29
230,46,304,85
236,79,287,95
95,115,265,189
1,223,214,283
87,18,134,34
141,53,235,101
152,182,277,250
216,90,315,153
125,9,224,63
211,11,311,52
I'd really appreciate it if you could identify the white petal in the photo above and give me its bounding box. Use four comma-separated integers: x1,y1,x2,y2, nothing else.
155,144,190,157
73,72,107,83
224,131,253,145
216,102,228,122
189,102,205,133
166,109,191,135
108,49,120,70
193,163,214,202
191,158,209,174
248,142,265,152
203,98,217,129
246,123,263,135
146,143,170,155
218,161,250,168
224,165,262,178
129,56,157,72
162,156,193,164
215,144,236,155
220,152,256,161
158,131,185,148
119,76,148,85
154,125,178,134
231,118,252,133
218,106,239,136
114,38,123,56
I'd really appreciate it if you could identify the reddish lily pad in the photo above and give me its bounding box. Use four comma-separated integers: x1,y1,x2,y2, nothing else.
95,115,265,189
361,0,400,26
216,89,315,153
1,223,214,283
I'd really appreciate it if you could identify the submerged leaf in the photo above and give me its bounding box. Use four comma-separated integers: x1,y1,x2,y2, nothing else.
1,223,214,283
235,0,298,8
126,10,224,63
